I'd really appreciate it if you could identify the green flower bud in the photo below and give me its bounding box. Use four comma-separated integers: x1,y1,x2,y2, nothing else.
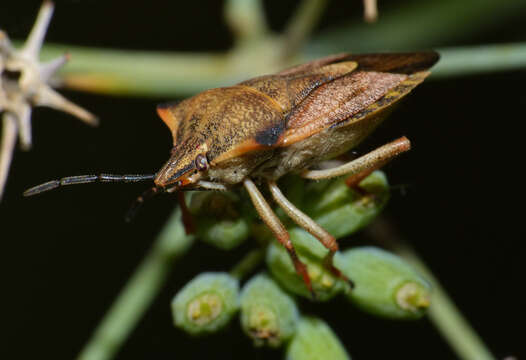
187,191,253,250
240,273,300,347
171,272,239,335
286,317,351,360
196,216,251,250
335,247,431,319
305,171,390,239
266,232,344,301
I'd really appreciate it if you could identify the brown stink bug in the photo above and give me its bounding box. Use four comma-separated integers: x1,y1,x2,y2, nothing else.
24,52,439,296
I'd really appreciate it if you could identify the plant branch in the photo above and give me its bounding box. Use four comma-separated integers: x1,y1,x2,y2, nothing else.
10,0,522,98
230,248,266,280
282,0,329,58
224,0,269,44
38,44,230,97
305,0,526,55
432,43,526,79
76,209,194,360
28,41,526,98
367,217,496,360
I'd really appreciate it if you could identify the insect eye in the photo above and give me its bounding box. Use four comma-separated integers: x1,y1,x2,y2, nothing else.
195,154,209,171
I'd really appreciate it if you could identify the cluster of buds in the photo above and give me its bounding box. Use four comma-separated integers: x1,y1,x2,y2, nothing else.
0,1,96,200
171,172,431,359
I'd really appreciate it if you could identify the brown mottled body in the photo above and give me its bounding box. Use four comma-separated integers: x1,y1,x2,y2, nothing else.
25,52,439,297
155,53,437,188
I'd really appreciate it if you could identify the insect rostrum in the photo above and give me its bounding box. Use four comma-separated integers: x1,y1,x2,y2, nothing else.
25,52,439,296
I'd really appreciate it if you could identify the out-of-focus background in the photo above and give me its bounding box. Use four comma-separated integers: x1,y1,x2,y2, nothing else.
1,1,525,359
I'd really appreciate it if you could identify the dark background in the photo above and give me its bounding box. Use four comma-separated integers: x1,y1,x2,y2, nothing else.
1,1,524,359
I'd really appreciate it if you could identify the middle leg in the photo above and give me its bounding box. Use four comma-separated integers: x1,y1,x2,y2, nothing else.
243,178,315,298
267,180,354,288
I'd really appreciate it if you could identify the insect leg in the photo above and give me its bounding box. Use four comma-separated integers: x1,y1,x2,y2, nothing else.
243,178,315,298
196,180,228,191
268,180,354,288
177,191,195,235
301,137,411,180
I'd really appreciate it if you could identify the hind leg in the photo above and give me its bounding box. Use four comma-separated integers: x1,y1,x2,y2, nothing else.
302,137,411,181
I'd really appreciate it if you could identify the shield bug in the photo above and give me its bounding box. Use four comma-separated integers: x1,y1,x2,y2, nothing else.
24,52,439,296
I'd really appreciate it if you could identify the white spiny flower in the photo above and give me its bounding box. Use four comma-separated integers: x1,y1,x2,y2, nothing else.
0,1,97,200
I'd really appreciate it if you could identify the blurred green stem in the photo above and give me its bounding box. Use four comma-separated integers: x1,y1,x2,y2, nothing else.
16,0,524,97
31,42,526,98
306,0,526,54
224,0,269,44
76,210,194,360
432,43,526,78
367,217,495,360
282,0,329,58
230,248,266,280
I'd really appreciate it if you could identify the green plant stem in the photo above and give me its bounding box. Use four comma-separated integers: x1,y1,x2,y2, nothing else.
367,217,495,360
432,43,526,79
30,41,526,98
224,0,269,44
17,0,524,97
76,210,194,360
282,0,329,58
306,0,526,55
230,248,265,280
40,44,230,97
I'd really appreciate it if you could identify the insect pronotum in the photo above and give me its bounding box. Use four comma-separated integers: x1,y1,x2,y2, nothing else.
25,52,439,297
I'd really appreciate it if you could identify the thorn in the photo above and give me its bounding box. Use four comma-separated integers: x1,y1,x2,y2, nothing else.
0,30,13,53
39,53,69,82
34,85,99,126
17,103,33,151
0,85,6,113
363,0,378,23
20,1,54,59
0,114,18,201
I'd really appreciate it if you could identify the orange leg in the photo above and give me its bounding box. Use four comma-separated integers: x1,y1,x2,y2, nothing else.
243,178,315,298
177,192,195,235
268,180,354,288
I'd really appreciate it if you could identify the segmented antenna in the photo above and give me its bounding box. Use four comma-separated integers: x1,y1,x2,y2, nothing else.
23,173,156,196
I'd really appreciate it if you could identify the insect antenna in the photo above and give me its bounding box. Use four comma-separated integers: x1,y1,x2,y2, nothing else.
125,186,163,222
23,173,156,197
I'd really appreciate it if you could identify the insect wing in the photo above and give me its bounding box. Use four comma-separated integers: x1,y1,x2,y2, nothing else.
277,52,439,146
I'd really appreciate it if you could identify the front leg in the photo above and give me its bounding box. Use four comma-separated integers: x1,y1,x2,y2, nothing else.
243,178,315,298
